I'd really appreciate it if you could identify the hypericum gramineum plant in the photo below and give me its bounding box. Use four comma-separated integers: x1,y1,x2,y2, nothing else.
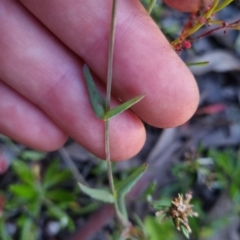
79,0,239,239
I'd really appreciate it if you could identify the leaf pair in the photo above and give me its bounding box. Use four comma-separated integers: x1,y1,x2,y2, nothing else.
83,65,144,120
78,164,147,220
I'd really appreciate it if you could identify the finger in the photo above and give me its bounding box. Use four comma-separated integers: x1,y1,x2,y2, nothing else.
20,0,199,127
163,0,213,12
0,0,145,160
0,81,67,151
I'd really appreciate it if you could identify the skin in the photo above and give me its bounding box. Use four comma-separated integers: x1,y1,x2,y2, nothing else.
0,0,200,161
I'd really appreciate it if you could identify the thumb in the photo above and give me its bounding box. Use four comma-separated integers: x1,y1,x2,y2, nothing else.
163,0,213,12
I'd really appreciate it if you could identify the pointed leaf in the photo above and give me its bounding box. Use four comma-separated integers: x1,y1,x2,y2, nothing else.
144,216,177,240
104,95,145,120
151,198,172,210
47,205,74,230
20,150,46,161
181,226,190,239
78,183,115,203
115,164,147,218
187,61,209,66
116,164,147,198
43,160,72,189
11,160,35,186
27,198,42,217
9,184,37,200
46,189,75,202
83,64,106,119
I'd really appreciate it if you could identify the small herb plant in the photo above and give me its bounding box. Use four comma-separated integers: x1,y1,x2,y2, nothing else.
0,151,78,240
79,0,239,239
171,147,240,239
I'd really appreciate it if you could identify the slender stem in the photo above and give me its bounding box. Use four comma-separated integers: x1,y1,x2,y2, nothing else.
106,0,118,111
105,0,130,229
171,0,220,46
59,147,88,186
105,0,130,230
105,0,118,198
105,121,115,195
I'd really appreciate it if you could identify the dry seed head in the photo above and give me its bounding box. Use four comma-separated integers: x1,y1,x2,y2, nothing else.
156,192,198,236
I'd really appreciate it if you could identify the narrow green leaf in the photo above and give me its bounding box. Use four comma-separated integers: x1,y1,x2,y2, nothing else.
45,199,75,231
147,0,157,14
116,164,147,198
133,213,147,236
27,198,42,218
9,184,37,200
20,150,46,161
151,198,172,210
43,160,72,189
181,226,190,239
78,183,115,203
77,202,98,215
46,189,75,202
83,64,106,119
144,216,177,240
104,94,145,120
47,205,72,229
187,61,209,66
115,164,147,218
44,171,72,190
12,160,35,185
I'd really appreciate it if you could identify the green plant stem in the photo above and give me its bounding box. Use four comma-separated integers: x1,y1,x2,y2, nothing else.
105,0,118,198
105,0,130,229
106,0,118,111
59,148,88,186
105,121,114,195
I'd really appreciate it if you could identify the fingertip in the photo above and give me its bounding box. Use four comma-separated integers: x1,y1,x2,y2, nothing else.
112,12,200,129
135,58,200,128
0,81,68,152
0,120,68,153
30,129,68,152
0,117,68,153
110,115,146,161
159,70,199,128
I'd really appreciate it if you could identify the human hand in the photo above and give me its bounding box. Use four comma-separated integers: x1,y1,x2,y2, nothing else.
0,0,202,160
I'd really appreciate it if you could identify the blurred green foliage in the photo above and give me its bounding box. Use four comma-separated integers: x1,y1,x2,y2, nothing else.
146,147,240,240
0,151,80,240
